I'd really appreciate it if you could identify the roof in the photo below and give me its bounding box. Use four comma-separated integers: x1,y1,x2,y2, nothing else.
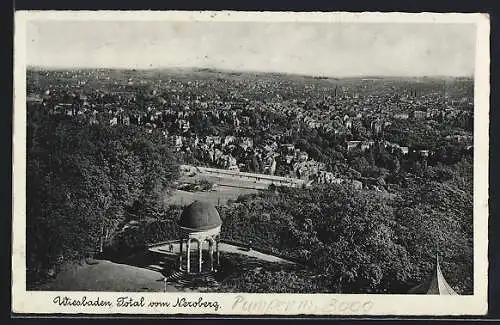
408,256,458,295
178,201,222,231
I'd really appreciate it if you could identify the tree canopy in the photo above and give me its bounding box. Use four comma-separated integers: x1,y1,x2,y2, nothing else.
217,180,473,294
26,108,179,285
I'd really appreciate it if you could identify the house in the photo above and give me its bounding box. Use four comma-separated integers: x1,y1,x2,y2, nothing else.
384,141,400,150
208,149,215,162
412,110,427,119
227,156,237,168
294,164,310,180
317,171,336,184
239,142,250,151
263,157,277,175
224,135,236,146
214,148,223,161
263,144,273,153
241,137,254,148
205,136,214,145
346,141,362,152
122,115,130,126
54,103,73,115
394,112,409,120
371,119,383,134
296,150,309,162
418,150,430,158
281,144,295,153
89,115,99,125
285,155,294,164
213,136,222,145
173,136,183,150
177,119,190,132
360,141,374,151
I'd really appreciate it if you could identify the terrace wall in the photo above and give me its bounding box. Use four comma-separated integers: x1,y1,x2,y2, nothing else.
181,164,306,188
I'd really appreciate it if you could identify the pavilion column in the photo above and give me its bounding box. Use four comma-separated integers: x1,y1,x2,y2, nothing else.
209,239,214,271
187,239,191,273
216,237,220,266
198,239,203,273
179,238,183,271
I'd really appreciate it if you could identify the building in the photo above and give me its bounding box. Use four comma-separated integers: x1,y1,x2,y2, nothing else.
172,136,183,150
360,141,374,151
177,201,222,274
346,141,362,152
412,110,427,119
370,119,383,134
419,150,430,158
263,157,277,175
281,143,295,154
224,135,236,146
213,136,222,145
408,256,458,295
394,112,409,120
178,119,190,133
296,151,309,162
241,137,254,149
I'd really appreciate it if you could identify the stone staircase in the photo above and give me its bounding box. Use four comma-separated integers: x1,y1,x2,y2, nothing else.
164,271,219,288
166,271,185,283
143,253,220,289
145,259,167,273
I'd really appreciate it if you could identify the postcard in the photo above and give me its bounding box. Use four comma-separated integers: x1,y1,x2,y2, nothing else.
12,10,489,315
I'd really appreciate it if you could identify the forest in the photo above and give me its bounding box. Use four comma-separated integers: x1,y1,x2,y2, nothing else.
26,106,180,285
26,99,473,294
102,169,473,294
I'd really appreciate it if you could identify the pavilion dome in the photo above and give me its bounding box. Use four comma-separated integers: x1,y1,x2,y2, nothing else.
178,201,222,231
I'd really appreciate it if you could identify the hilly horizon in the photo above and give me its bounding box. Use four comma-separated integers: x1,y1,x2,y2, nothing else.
26,65,474,81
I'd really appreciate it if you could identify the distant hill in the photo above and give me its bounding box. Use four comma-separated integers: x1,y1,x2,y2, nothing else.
27,65,473,82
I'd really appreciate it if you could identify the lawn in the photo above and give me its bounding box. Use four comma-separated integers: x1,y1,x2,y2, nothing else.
164,186,259,206
31,260,183,292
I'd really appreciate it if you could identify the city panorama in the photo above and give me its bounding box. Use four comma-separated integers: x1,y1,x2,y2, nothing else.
25,20,474,295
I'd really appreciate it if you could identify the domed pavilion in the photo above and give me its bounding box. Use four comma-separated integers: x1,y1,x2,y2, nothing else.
177,201,222,273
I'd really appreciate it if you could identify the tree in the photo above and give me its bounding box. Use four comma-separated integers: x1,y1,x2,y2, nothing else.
219,184,415,293
393,180,473,294
304,186,413,293
26,111,179,285
350,156,370,174
217,179,472,294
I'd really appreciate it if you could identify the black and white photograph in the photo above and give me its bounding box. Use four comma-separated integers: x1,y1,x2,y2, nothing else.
12,11,489,315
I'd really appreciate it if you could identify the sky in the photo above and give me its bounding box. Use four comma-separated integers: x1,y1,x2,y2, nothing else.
25,21,476,77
